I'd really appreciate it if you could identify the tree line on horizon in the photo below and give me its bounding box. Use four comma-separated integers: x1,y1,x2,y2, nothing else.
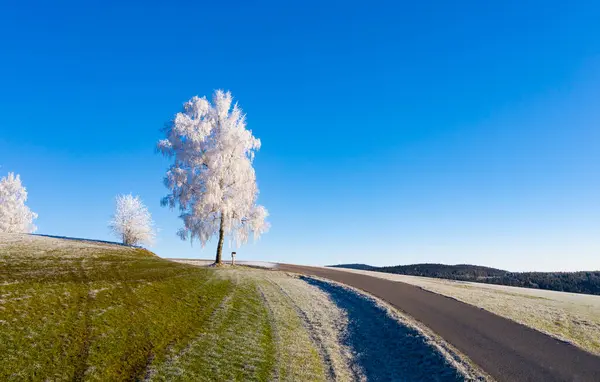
332,263,600,296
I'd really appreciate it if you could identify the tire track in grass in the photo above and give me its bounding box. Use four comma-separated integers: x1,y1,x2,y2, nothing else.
149,275,276,381
271,273,362,381
72,260,92,382
256,276,327,381
114,271,153,381
261,275,339,381
148,286,235,380
143,275,227,381
214,281,275,381
255,281,282,381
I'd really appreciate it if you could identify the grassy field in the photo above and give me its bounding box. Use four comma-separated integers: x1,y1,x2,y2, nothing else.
335,267,600,356
0,235,328,381
1,234,482,381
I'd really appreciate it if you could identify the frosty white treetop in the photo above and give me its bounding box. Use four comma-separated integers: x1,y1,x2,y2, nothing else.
158,90,269,247
109,194,155,246
0,172,38,233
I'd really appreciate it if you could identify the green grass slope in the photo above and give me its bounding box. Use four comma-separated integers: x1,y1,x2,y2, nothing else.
0,234,325,381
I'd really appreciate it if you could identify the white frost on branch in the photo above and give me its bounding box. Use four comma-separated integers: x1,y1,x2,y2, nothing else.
158,90,269,247
0,172,38,233
109,194,155,246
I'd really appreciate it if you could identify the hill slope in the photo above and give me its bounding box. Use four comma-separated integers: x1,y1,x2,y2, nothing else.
330,263,378,271
1,234,480,381
379,263,507,279
0,234,323,380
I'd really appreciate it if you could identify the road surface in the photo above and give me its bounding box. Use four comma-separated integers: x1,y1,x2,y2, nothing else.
277,264,600,382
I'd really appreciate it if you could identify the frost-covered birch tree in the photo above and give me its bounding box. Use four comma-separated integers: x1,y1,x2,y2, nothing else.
0,172,38,233
158,90,269,264
109,194,155,246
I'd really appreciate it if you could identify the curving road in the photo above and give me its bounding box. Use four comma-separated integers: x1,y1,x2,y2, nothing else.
277,264,600,382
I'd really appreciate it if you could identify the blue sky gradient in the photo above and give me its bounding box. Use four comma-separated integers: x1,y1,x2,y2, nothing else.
1,1,599,271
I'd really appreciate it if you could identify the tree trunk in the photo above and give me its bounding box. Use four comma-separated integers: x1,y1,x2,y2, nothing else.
215,214,224,265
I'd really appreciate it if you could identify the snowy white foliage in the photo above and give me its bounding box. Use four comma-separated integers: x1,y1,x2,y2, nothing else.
109,194,155,246
158,90,269,248
0,172,38,233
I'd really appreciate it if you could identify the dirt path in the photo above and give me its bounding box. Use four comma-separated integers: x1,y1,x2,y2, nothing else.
277,264,600,382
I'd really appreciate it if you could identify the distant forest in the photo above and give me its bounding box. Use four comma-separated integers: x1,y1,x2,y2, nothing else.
331,263,600,296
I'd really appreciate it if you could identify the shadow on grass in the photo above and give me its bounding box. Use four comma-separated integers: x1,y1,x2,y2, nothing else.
302,277,465,382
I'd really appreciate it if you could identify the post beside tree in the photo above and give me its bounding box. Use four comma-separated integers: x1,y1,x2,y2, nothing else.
158,90,270,264
231,251,236,266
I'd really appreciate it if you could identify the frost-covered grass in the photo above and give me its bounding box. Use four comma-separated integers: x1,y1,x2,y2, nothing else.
261,271,357,381
180,262,486,381
333,267,600,356
2,234,484,381
301,277,486,381
0,235,283,381
0,235,342,381
168,265,347,381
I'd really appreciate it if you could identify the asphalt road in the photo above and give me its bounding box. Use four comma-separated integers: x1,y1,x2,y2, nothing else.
277,264,600,382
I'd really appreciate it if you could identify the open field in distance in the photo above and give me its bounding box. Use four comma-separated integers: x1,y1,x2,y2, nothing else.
332,267,600,356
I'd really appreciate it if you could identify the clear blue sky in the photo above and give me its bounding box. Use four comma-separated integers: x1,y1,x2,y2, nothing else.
1,1,599,271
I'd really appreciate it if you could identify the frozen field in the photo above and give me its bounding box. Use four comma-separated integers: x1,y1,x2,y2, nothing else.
3,235,486,380
331,267,600,356
176,260,488,380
